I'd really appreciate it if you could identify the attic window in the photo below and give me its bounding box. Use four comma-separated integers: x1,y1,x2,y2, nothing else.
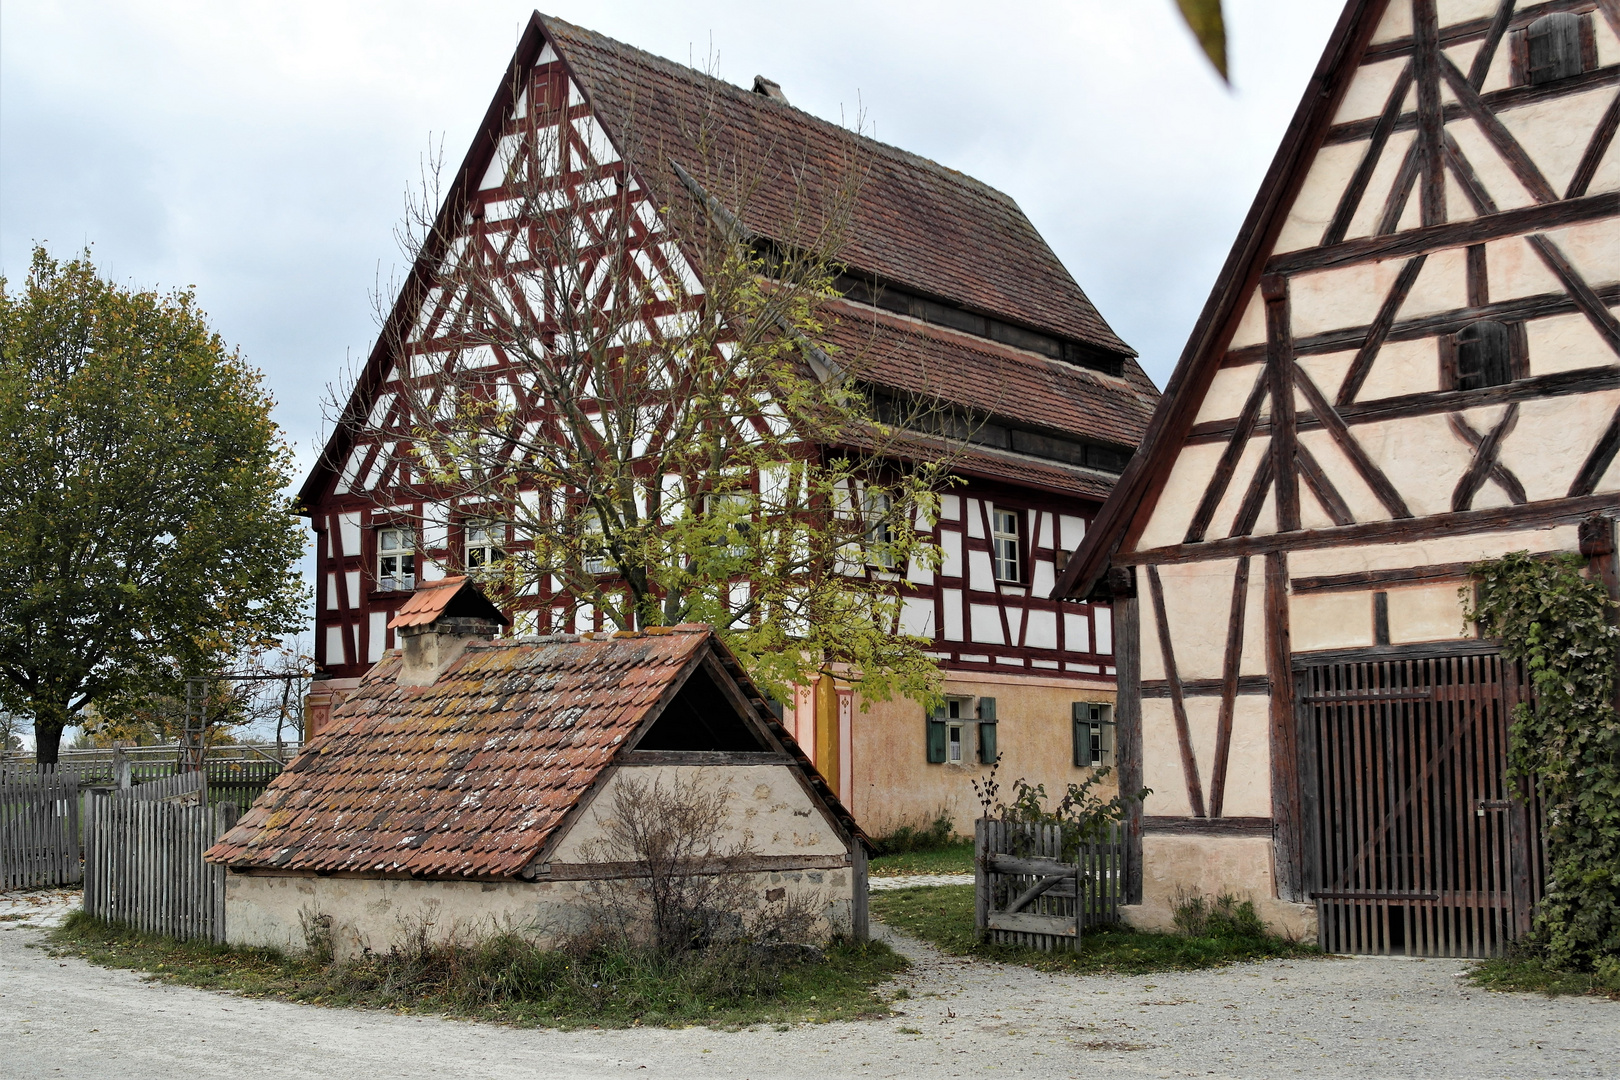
1513,13,1594,86
1450,320,1515,391
633,665,767,752
751,75,787,103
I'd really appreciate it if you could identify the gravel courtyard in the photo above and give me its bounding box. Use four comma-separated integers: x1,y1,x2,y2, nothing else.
2,889,1615,1079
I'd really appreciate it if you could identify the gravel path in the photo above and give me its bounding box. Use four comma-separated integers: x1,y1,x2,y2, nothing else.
868,874,974,891
2,889,1615,1079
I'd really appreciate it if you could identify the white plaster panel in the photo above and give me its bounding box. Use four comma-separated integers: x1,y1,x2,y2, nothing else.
1290,591,1374,652
1356,336,1441,400
1588,136,1620,195
1059,515,1086,551
1545,218,1620,287
966,499,984,538
1387,584,1472,643
1399,246,1469,320
345,571,361,606
1238,568,1270,677
1228,287,1267,350
1194,364,1264,425
1094,606,1113,655
1286,526,1582,579
1275,142,1365,254
1208,436,1270,542
1180,695,1272,819
968,549,995,593
1141,699,1192,817
940,494,960,521
1153,561,1245,681
1332,56,1409,124
422,502,449,549
1024,609,1057,650
1438,43,1483,107
1037,512,1054,549
1498,89,1620,198
1006,606,1024,646
1356,413,1480,516
1133,442,1223,551
324,625,345,666
1296,428,1395,523
1528,313,1619,378
1448,117,1537,211
906,555,934,586
1345,128,1417,240
943,589,964,641
325,573,338,612
420,559,444,583
1436,0,1502,24
1497,390,1620,500
1296,354,1353,405
969,604,1004,645
1600,12,1620,66
339,511,362,557
1293,259,1413,338
1064,611,1090,654
1370,0,1412,44
940,529,963,578
368,612,387,663
1486,236,1562,301
1031,558,1055,596
1138,592,1164,682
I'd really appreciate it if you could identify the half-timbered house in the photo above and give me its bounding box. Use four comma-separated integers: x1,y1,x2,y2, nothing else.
300,12,1159,836
1056,0,1619,954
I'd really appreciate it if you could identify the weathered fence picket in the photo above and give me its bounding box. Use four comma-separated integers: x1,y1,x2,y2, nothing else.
82,792,238,942
974,818,1126,952
0,772,82,889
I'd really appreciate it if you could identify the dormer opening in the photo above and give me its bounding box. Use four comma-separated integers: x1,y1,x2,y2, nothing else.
633,663,768,752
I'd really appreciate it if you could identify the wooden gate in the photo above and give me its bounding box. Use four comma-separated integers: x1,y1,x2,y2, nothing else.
0,771,81,889
1297,648,1545,958
974,819,1124,952
82,793,238,942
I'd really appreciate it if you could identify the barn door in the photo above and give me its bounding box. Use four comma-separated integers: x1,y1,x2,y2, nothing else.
1297,650,1545,958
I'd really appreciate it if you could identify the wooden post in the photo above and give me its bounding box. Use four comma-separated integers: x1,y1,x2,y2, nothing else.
850,842,869,943
1266,552,1306,902
974,817,989,942
1112,584,1145,906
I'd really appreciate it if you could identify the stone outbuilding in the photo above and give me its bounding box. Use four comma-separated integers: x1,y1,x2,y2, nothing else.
206,577,868,955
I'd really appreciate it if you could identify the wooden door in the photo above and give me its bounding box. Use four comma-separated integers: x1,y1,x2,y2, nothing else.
1297,649,1545,957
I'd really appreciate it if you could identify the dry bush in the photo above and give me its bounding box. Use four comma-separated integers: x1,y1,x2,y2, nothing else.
579,774,823,955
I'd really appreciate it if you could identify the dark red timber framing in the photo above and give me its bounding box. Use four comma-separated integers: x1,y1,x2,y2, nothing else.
300,12,1158,687
1054,0,1620,933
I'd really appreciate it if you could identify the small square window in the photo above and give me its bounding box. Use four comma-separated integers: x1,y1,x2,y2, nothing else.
376,527,416,592
991,508,1022,582
465,519,503,571
1073,702,1115,768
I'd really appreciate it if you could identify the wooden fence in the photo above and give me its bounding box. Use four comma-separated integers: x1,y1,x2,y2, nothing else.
974,818,1125,952
0,772,81,890
1,750,285,810
83,794,238,942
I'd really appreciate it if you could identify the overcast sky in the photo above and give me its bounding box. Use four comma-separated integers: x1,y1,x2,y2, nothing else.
2,0,1346,479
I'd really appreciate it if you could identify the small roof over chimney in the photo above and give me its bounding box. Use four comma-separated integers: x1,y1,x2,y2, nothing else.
387,575,509,631
751,75,787,103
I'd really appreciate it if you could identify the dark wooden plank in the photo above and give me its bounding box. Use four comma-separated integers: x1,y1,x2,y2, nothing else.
1414,0,1447,226
1377,140,1422,235
1232,453,1276,539
1113,594,1144,905
1266,193,1618,275
1294,560,1483,594
1265,551,1304,903
1209,555,1252,818
1291,639,1503,668
1373,590,1391,645
616,750,792,766
1265,275,1301,533
1448,405,1525,510
1439,54,1558,203
1143,816,1274,835
1568,404,1620,497
1337,254,1428,406
1527,234,1620,355
1185,371,1269,544
1295,440,1358,527
1359,1,1598,64
1324,63,1415,246
1470,0,1520,88
1146,566,1207,818
1328,65,1620,145
1192,365,1620,444
1141,675,1272,698
1566,90,1620,200
1293,364,1414,519
1466,243,1489,308
1446,131,1500,218
1123,493,1619,567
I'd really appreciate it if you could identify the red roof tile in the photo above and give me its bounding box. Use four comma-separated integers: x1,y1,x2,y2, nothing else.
206,628,852,878
387,575,467,629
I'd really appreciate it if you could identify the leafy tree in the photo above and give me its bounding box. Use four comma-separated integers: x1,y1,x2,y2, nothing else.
0,247,306,764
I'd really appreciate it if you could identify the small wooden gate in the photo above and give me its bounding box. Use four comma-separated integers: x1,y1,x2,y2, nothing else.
82,792,238,942
0,771,81,889
1298,648,1545,958
974,818,1124,951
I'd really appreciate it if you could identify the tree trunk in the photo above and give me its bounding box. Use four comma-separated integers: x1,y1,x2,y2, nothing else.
30,693,72,766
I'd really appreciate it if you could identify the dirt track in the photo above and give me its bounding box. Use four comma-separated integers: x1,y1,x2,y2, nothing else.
2,889,1615,1079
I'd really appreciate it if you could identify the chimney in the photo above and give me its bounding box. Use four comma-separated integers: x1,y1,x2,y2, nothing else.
386,576,510,687
751,75,787,103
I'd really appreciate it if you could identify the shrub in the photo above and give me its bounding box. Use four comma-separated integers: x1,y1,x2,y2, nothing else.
1171,890,1269,941
869,811,955,856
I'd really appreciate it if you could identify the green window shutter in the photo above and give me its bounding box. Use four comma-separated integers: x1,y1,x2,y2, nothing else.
978,721,998,765
977,696,997,721
1073,717,1084,768
926,710,947,763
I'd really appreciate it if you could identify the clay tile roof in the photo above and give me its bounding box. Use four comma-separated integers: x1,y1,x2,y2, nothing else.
205,627,850,879
387,576,510,630
540,13,1136,359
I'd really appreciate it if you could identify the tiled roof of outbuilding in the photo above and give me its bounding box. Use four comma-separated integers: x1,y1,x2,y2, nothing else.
205,627,846,879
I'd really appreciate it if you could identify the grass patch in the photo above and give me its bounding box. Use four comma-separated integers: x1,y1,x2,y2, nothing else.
1468,950,1620,1000
869,885,1319,974
48,911,907,1028
869,840,974,878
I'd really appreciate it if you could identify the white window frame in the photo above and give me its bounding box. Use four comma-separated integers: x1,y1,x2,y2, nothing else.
580,511,610,576
991,507,1022,583
464,518,503,572
376,526,416,592
864,490,896,569
946,721,964,764
1078,702,1115,768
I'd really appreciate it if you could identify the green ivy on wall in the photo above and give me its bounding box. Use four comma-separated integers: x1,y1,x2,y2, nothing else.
1466,550,1620,971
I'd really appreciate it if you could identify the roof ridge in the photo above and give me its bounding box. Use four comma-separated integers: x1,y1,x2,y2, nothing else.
537,12,1023,212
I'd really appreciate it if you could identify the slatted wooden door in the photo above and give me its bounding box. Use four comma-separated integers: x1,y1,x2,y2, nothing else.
1297,650,1545,958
